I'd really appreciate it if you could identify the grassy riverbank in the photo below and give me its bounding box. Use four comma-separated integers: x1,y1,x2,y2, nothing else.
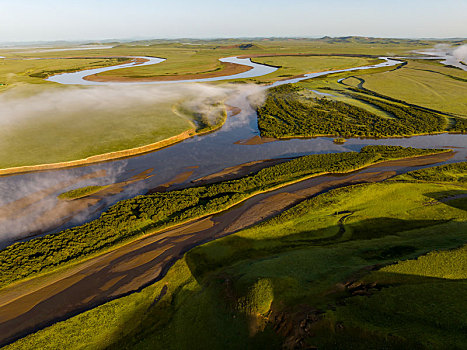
6,161,466,349
246,55,382,83
0,146,447,288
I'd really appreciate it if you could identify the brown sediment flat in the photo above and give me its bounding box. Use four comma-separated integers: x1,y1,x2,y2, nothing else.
0,129,195,177
191,158,293,186
147,170,195,193
132,57,150,64
84,62,253,82
234,135,278,145
376,151,454,167
224,170,397,233
277,74,306,81
225,104,242,116
0,152,451,346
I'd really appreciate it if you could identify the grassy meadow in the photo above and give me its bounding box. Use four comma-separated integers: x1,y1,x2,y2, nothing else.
0,101,195,169
0,56,129,92
352,60,467,117
6,161,466,349
0,38,444,87
1,37,467,349
248,55,382,83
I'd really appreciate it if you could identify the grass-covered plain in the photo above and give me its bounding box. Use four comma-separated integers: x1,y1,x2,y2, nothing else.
47,39,429,82
6,161,466,350
0,101,196,169
0,56,129,92
0,37,448,88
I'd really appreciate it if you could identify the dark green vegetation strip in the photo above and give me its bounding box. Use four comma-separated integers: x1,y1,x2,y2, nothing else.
0,146,445,287
8,162,466,349
257,84,467,138
57,185,109,200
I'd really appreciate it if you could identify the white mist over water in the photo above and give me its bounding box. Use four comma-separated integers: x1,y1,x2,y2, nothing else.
453,45,467,63
417,44,467,71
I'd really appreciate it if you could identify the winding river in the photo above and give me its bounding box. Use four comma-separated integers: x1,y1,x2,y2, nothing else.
1,54,466,246
46,56,279,85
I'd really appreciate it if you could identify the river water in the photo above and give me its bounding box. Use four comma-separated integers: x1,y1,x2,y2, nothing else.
1,54,466,246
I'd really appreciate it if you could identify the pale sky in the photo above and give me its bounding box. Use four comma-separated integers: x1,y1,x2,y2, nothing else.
1,0,466,42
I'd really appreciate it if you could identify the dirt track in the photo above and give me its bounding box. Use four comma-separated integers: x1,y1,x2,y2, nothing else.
0,152,454,346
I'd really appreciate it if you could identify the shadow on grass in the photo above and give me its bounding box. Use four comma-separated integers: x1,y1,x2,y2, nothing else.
425,190,467,211
103,217,465,350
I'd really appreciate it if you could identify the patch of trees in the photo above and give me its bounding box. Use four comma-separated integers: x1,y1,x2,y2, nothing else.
29,58,128,78
401,161,467,183
0,146,445,287
257,84,466,138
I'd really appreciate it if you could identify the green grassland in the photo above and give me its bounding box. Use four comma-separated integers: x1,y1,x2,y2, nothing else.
0,102,195,169
0,146,443,287
7,161,466,350
57,185,110,200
